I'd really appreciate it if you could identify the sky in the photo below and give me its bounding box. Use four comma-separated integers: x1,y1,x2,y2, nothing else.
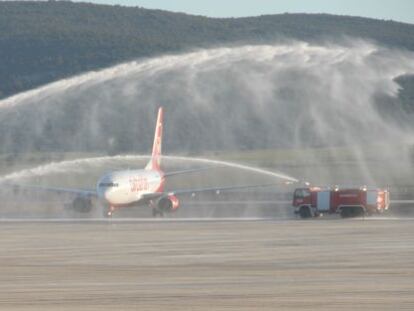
70,0,414,24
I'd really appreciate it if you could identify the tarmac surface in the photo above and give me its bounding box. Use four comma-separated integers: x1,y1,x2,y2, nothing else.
0,217,413,310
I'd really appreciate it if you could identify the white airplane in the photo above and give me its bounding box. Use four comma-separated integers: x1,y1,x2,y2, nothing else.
7,107,284,217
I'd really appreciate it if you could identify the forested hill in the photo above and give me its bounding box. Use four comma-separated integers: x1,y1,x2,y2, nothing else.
1,1,414,98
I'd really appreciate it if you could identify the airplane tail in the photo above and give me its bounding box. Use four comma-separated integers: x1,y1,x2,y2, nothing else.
145,107,163,171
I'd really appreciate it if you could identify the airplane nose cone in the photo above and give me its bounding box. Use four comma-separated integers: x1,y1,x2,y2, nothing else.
97,175,116,201
103,188,115,201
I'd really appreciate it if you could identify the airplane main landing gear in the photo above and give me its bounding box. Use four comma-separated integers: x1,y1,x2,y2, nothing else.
152,208,164,218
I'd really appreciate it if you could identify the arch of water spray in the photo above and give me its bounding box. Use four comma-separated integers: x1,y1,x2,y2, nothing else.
0,41,414,187
0,155,298,183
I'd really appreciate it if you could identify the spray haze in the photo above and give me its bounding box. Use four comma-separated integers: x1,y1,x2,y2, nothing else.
1,40,414,186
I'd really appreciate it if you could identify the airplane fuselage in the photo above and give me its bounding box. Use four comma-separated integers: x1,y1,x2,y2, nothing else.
96,169,164,206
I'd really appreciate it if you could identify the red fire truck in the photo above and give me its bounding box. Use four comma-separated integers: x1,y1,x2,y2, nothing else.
292,186,390,218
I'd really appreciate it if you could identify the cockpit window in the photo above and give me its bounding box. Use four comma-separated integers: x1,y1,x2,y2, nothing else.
98,182,119,188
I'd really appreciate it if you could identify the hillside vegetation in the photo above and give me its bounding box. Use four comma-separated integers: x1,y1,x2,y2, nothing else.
1,1,414,98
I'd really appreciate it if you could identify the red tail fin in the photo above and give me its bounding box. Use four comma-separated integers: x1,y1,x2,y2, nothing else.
146,107,163,171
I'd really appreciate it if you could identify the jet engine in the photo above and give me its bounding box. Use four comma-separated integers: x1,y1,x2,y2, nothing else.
157,195,180,213
72,196,93,213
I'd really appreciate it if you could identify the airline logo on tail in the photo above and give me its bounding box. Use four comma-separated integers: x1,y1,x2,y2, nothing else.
146,107,163,171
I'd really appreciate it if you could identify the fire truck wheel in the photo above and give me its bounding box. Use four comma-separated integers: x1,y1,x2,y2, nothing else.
354,207,365,217
299,206,312,219
340,207,351,218
340,206,364,218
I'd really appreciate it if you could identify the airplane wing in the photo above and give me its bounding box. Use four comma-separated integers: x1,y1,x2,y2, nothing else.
3,182,97,197
166,182,287,196
140,182,288,202
390,200,414,204
163,166,223,178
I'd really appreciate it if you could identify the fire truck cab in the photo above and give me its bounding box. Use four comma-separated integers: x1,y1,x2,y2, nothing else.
292,186,389,218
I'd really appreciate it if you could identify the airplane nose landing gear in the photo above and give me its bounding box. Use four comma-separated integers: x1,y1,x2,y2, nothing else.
103,205,115,218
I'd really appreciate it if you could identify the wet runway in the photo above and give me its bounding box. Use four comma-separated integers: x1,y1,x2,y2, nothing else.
0,216,413,310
